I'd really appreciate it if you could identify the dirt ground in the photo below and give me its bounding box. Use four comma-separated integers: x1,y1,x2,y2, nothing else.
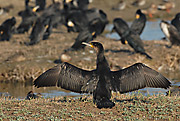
0,0,180,83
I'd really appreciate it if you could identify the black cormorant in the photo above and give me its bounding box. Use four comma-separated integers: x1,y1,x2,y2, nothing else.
130,9,146,35
16,7,38,34
65,8,108,33
35,0,46,11
113,18,152,59
27,16,50,45
0,17,16,41
160,20,180,47
171,13,180,33
34,42,171,109
64,17,107,52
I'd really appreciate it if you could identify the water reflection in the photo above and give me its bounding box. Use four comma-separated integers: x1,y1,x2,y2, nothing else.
0,80,179,99
0,81,82,99
105,19,166,41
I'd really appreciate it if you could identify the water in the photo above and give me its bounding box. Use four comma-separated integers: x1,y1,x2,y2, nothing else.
105,19,166,41
0,80,179,99
0,81,82,99
0,20,179,99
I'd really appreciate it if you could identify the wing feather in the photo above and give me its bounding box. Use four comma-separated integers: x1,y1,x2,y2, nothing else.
111,63,171,93
34,62,95,93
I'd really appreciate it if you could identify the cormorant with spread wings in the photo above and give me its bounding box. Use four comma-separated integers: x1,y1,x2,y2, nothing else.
34,42,171,109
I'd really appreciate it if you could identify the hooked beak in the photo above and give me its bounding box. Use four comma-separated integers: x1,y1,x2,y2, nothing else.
82,42,93,48
32,6,39,12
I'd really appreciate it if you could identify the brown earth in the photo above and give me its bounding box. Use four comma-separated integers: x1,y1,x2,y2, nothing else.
0,0,180,82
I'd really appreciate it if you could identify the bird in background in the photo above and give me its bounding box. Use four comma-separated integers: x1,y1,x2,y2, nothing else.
0,17,16,41
34,42,171,109
160,20,180,47
171,13,180,34
112,15,152,59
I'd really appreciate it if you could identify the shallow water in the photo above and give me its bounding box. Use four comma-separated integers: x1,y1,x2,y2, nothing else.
0,20,180,99
0,80,179,99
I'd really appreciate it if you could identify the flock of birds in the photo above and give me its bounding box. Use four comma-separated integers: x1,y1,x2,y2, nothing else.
1,0,180,109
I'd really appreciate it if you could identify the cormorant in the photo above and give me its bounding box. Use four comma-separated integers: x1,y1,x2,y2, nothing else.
25,0,46,12
27,16,50,45
171,13,180,33
34,42,171,109
65,9,89,32
35,0,46,12
112,18,152,59
16,7,38,34
65,8,108,33
160,20,180,47
0,17,16,41
64,17,107,52
130,9,146,35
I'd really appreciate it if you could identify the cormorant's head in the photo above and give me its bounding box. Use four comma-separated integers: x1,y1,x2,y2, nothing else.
135,9,142,19
82,42,104,54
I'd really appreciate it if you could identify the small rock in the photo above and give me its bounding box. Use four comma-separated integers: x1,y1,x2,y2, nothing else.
60,53,71,62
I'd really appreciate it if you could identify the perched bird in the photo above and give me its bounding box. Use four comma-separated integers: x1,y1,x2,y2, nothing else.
76,0,93,10
130,9,146,35
0,17,16,41
35,0,46,12
25,0,46,12
16,7,38,34
64,17,107,52
65,8,108,33
34,42,171,109
112,18,152,59
65,9,89,32
112,9,146,44
27,16,50,45
132,0,146,7
160,20,180,47
112,0,126,11
171,13,180,33
65,29,95,51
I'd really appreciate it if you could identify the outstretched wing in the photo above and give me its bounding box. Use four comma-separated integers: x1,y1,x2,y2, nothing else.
111,63,171,93
34,62,96,93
